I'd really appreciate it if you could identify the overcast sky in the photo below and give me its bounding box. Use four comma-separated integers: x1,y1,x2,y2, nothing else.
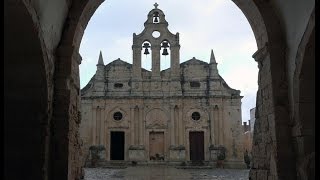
79,0,258,123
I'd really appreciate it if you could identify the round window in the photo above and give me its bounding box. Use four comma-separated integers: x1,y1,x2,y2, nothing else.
191,112,201,121
113,112,123,121
152,31,161,38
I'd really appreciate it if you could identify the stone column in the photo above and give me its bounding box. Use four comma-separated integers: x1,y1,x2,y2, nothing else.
170,44,180,78
96,107,102,144
100,106,105,145
213,105,219,145
209,106,215,145
132,45,142,79
92,106,97,145
215,106,220,145
151,45,161,79
103,108,108,149
130,106,135,145
139,106,144,145
134,106,139,145
249,44,296,179
170,105,176,146
219,106,224,145
174,106,179,144
178,108,184,145
53,46,86,179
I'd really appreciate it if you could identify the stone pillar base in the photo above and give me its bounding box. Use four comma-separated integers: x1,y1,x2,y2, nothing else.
209,145,224,161
209,149,220,161
88,145,106,160
128,145,145,161
86,145,106,167
169,145,186,161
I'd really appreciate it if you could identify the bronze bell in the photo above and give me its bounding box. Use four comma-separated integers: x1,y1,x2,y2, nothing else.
162,48,169,56
144,48,150,55
154,17,159,23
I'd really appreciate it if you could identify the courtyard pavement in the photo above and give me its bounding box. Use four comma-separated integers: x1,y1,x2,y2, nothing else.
84,166,249,180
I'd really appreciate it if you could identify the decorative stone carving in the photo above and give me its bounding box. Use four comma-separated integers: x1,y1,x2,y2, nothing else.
145,108,168,129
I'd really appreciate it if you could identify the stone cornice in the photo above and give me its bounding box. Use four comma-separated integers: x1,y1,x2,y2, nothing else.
81,95,242,100
252,43,268,69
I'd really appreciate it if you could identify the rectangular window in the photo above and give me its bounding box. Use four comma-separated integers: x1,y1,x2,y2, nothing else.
190,81,200,88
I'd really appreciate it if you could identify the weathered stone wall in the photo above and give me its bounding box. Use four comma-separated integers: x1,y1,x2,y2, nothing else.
249,108,256,133
4,1,70,180
291,11,315,179
79,99,94,165
80,97,244,166
52,1,104,179
80,4,245,166
250,44,282,180
243,132,252,153
247,1,314,180
4,1,314,180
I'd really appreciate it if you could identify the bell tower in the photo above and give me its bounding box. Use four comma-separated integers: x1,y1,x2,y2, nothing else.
132,3,181,80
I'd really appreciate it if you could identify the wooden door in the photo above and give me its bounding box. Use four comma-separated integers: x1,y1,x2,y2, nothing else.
110,131,125,160
189,131,204,161
149,132,164,160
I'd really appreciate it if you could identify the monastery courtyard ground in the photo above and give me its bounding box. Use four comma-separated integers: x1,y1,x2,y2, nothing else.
84,166,249,180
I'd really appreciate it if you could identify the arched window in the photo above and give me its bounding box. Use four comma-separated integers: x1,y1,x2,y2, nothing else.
160,40,170,71
141,41,152,71
153,11,160,23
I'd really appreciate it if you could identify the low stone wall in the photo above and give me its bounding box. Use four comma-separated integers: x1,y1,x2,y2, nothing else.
86,145,106,167
169,145,186,161
128,145,146,161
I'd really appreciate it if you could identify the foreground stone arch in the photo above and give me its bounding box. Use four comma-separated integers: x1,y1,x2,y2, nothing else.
292,9,315,180
4,1,50,179
4,0,314,180
232,1,294,179
52,0,104,179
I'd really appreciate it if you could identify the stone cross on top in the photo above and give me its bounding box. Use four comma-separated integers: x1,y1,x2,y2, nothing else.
154,2,158,9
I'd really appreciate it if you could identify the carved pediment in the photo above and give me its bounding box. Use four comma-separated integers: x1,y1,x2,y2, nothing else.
146,124,167,129
145,108,168,129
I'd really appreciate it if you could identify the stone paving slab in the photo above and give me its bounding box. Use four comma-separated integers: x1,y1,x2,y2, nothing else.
84,166,249,180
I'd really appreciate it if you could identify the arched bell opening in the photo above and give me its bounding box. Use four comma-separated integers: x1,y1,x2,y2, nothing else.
152,11,160,24
141,41,152,71
160,40,171,71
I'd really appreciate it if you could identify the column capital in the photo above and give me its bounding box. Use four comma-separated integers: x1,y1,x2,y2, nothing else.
169,104,179,109
252,43,269,69
213,105,219,110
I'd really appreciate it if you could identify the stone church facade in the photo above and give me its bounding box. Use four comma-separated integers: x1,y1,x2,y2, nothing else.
80,4,245,168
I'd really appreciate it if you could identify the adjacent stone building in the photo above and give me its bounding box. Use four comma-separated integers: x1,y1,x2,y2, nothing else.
242,108,255,154
249,108,256,133
80,4,245,168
